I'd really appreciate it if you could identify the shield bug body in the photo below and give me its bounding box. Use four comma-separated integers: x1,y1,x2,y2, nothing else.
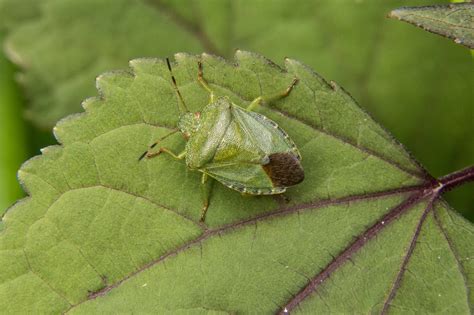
140,58,304,221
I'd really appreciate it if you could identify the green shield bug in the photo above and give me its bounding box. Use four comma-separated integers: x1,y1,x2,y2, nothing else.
140,57,304,221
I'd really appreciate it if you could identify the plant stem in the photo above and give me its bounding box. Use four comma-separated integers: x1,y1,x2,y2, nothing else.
0,32,27,215
438,165,474,194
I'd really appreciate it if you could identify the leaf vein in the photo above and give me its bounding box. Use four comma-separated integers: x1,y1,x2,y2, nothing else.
22,249,72,306
380,196,437,314
278,190,434,314
65,183,428,312
433,205,472,313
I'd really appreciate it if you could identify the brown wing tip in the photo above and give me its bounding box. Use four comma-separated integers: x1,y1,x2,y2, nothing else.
262,152,304,187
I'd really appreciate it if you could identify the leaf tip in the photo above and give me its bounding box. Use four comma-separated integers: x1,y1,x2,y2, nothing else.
81,97,96,111
129,58,163,76
95,70,134,97
128,58,145,72
174,52,190,61
128,58,142,69
17,169,26,179
283,57,303,73
52,125,60,137
234,49,249,60
173,52,200,68
200,52,213,59
283,57,297,66
54,112,85,143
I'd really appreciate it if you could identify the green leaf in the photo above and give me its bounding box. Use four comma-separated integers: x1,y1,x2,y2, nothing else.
1,51,472,313
2,0,473,221
389,3,474,49
0,0,41,32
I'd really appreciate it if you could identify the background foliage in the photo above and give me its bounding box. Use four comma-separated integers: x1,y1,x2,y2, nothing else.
0,0,473,313
0,0,472,221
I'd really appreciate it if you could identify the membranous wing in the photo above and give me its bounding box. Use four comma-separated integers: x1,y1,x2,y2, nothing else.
233,105,301,159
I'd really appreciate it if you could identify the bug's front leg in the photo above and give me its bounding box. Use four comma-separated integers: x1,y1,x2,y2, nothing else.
145,148,186,160
247,78,299,111
200,173,214,222
138,129,179,161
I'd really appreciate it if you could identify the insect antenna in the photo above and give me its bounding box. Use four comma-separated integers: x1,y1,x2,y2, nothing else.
166,58,189,114
138,150,148,161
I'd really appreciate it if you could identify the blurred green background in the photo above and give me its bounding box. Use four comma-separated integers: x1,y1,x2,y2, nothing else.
0,0,472,220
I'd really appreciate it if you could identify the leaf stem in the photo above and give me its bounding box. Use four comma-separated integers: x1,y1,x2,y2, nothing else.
0,32,28,215
438,165,474,194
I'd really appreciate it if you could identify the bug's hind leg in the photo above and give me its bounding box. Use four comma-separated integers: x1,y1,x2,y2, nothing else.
247,78,298,111
197,61,215,103
200,173,214,222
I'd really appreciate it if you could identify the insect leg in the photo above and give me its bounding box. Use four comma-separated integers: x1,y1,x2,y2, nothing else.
138,129,179,161
145,148,186,160
197,60,215,103
200,173,214,222
246,78,299,111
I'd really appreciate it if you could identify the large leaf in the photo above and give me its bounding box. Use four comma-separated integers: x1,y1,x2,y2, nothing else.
389,3,474,49
0,0,41,32
1,52,472,314
2,0,473,221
